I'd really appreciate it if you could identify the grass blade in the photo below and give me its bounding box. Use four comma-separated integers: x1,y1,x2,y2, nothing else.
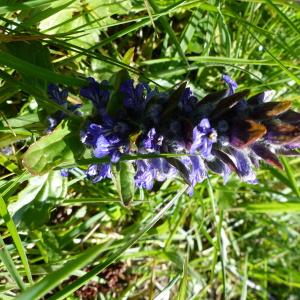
0,235,25,291
0,51,85,86
0,195,33,284
147,0,189,67
281,157,300,198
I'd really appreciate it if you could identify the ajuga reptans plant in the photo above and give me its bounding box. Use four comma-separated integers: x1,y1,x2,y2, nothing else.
48,75,300,195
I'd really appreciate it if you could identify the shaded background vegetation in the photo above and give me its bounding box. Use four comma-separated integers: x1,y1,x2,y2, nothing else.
0,0,299,299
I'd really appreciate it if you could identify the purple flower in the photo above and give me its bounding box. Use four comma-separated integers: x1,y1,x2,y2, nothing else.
180,156,207,195
135,160,154,190
82,116,130,163
178,87,198,113
48,84,68,106
47,84,81,132
79,74,300,194
143,128,163,152
120,79,156,112
80,77,109,115
86,163,111,183
134,158,176,189
101,115,129,140
223,74,238,95
94,135,128,163
190,119,217,157
81,123,103,147
206,158,231,184
230,148,257,183
60,169,69,177
151,158,176,181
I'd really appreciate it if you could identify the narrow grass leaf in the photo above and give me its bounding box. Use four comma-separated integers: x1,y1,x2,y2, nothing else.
245,202,300,213
0,235,25,291
0,195,33,284
281,157,300,198
176,252,189,300
0,51,85,87
240,252,248,300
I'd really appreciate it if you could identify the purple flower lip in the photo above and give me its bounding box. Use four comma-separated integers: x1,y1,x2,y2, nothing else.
86,163,111,183
47,84,81,132
190,118,217,158
222,74,238,95
80,77,109,115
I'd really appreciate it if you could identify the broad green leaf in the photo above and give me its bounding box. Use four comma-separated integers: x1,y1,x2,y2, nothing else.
2,113,40,128
39,0,132,49
0,132,32,149
22,119,84,175
12,171,67,229
111,161,135,206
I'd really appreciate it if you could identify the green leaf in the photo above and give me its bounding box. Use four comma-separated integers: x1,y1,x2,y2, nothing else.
0,153,19,174
111,161,135,206
6,41,53,91
22,119,84,175
0,235,25,291
264,0,300,37
0,194,33,285
0,50,86,87
179,8,203,54
2,113,40,128
245,202,300,213
15,243,108,300
281,157,300,198
122,47,135,65
0,0,64,14
12,171,67,229
176,252,189,300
